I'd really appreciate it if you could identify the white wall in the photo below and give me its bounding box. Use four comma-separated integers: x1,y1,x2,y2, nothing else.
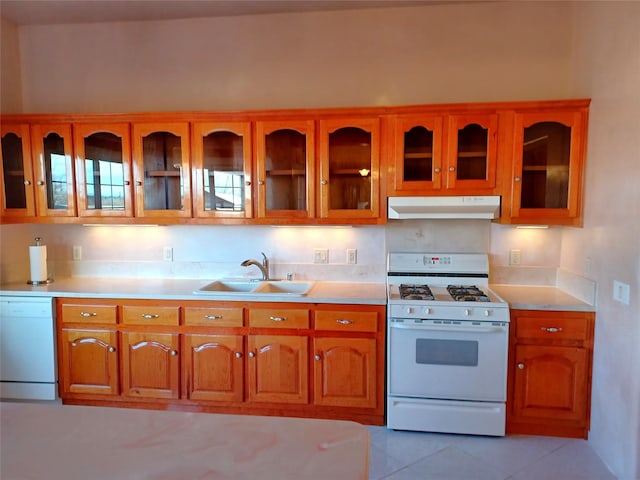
3,2,640,477
0,18,23,113
565,3,640,478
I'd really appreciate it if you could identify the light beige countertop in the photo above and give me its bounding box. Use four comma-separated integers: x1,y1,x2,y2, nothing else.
0,277,387,305
1,402,369,479
491,284,595,312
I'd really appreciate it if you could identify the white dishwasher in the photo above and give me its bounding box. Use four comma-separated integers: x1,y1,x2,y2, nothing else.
0,296,57,400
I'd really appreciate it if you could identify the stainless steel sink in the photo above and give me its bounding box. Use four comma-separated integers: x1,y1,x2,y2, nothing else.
194,280,314,297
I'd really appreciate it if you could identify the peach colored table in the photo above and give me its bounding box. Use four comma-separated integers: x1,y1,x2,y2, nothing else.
1,403,369,479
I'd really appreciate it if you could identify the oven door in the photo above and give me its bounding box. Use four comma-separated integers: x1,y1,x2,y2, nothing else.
388,320,508,402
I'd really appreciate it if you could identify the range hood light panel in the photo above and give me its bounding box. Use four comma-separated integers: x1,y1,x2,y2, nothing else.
387,196,501,220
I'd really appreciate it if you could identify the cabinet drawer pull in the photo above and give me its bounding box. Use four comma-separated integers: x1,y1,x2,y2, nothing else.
80,311,97,317
141,313,160,319
541,327,563,333
518,363,525,369
108,346,116,353
235,352,242,359
269,316,286,322
336,319,354,325
204,314,223,320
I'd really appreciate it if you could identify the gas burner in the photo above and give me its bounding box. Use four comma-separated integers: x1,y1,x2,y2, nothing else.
447,285,490,302
399,284,435,301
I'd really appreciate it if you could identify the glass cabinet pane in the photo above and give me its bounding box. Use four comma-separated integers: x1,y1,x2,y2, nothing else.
1,132,28,209
42,132,70,210
521,121,571,209
403,126,434,182
202,130,246,212
141,131,184,211
456,123,488,181
328,127,372,210
83,132,125,211
265,129,307,211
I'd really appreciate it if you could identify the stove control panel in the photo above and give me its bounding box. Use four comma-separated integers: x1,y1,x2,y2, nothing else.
389,304,510,322
423,255,452,266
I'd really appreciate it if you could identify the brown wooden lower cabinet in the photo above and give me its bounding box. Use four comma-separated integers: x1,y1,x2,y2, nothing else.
56,298,385,425
507,309,595,439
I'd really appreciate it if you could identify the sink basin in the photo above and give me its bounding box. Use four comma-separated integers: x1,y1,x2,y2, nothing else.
194,280,313,297
194,280,258,295
253,281,314,296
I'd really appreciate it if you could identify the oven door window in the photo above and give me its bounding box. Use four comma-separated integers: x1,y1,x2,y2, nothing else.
416,339,478,366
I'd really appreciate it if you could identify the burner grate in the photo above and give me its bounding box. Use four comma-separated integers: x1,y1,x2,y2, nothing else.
447,285,490,302
399,284,435,301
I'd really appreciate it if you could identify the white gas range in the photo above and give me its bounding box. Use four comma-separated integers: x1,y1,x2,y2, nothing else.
386,252,510,436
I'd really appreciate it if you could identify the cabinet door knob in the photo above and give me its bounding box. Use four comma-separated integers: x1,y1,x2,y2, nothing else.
321,179,328,185
314,354,321,361
245,181,251,186
514,176,521,182
434,167,441,173
37,180,45,186
170,350,178,356
124,180,131,185
108,346,116,353
248,351,255,358
23,180,31,186
449,166,456,172
235,352,242,359
135,181,143,186
258,180,265,186
517,363,525,370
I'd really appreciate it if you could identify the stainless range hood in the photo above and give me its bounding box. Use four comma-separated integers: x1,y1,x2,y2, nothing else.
388,196,501,220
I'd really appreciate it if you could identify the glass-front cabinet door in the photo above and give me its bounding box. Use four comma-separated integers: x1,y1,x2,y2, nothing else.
255,120,315,220
392,115,443,193
132,122,191,218
192,122,252,219
30,123,76,217
74,123,133,217
319,118,380,219
510,110,587,225
1,124,35,217
444,113,498,192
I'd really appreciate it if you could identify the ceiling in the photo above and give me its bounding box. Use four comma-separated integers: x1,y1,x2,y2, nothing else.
0,0,454,26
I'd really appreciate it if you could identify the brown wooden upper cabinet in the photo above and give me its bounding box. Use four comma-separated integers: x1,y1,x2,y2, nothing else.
390,113,498,195
192,122,252,219
502,104,589,226
132,122,191,218
1,123,36,217
255,120,315,220
319,118,380,220
73,123,134,217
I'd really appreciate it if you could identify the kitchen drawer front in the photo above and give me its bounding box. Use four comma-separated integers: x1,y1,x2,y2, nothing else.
61,304,117,324
122,305,179,326
315,310,378,333
184,307,244,327
249,308,310,329
515,314,589,341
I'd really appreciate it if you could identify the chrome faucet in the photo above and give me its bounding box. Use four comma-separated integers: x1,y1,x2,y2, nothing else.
241,252,270,281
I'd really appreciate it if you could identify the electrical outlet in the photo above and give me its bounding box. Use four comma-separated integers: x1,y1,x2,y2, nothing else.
163,246,173,262
72,245,82,261
613,280,630,305
509,249,522,265
313,248,329,264
347,248,357,265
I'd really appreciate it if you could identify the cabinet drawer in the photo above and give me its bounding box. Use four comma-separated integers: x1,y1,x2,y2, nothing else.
61,304,117,324
249,308,309,329
122,305,179,326
315,310,378,333
184,307,243,327
515,314,589,341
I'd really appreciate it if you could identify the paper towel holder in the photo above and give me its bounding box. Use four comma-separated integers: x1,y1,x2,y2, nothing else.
27,237,54,286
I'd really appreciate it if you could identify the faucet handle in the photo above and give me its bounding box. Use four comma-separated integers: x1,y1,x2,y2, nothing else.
260,252,268,265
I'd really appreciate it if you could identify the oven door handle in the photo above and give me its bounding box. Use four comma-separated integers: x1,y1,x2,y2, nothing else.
390,323,506,334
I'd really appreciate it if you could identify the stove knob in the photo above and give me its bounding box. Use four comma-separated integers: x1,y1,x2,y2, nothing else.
484,309,491,317
464,309,471,316
424,307,432,315
406,307,414,315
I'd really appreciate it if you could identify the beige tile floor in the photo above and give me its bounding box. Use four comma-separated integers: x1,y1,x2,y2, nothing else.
367,426,616,479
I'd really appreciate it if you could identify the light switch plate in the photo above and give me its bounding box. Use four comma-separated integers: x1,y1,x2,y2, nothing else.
613,280,630,305
509,249,521,265
347,249,357,265
313,248,328,264
163,246,173,262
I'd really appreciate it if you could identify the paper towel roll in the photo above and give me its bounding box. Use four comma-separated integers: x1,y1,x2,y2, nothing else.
29,245,48,282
